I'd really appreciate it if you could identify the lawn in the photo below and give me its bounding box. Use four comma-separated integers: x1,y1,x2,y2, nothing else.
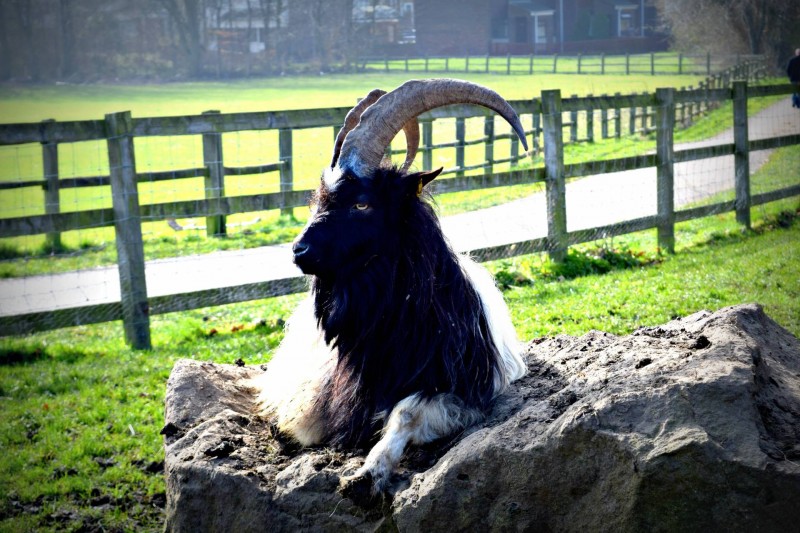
0,73,784,274
0,71,708,123
1,71,711,264
0,70,798,531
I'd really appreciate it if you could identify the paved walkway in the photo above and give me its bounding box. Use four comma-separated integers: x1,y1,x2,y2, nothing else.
444,97,800,250
2,98,798,317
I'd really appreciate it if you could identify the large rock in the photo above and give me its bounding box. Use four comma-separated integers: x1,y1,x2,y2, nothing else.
163,304,800,532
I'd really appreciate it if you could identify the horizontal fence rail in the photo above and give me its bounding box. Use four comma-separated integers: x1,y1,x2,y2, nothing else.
356,52,764,78
0,73,797,347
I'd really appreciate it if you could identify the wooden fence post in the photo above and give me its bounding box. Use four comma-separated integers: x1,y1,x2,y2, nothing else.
421,118,433,171
484,116,494,177
587,96,595,142
465,54,470,73
279,128,294,217
601,102,609,140
41,119,61,251
542,90,567,263
678,53,683,75
655,88,675,254
510,126,519,166
625,53,630,75
529,53,534,74
202,110,226,236
650,52,655,75
706,52,711,76
553,53,558,74
679,88,687,125
733,80,751,228
629,105,637,135
532,108,541,154
613,92,622,137
106,111,151,350
506,53,511,75
577,53,582,74
569,94,578,143
699,81,708,113
485,54,490,73
455,117,466,177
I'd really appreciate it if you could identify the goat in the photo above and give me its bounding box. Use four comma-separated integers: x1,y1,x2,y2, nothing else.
253,79,529,497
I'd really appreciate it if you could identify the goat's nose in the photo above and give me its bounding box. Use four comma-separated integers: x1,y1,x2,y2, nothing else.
292,241,310,258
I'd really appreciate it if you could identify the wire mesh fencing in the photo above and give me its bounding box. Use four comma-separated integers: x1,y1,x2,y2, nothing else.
0,77,798,347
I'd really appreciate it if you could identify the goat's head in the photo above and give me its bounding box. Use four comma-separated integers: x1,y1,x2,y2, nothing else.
292,79,529,279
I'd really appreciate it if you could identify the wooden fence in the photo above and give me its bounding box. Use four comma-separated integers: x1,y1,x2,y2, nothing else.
358,52,764,77
0,58,766,240
1,79,798,348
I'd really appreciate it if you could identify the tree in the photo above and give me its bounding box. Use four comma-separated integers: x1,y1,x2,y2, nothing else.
655,0,800,67
58,0,77,79
0,2,10,80
157,0,206,77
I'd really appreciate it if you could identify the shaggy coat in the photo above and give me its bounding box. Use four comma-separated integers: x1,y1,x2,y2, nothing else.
254,79,528,494
255,165,525,462
310,168,504,448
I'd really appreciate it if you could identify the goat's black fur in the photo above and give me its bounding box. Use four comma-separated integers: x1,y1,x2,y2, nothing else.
294,167,501,448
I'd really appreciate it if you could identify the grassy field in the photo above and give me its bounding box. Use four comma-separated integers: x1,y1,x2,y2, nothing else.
1,70,714,266
0,71,709,122
0,73,785,274
0,71,798,531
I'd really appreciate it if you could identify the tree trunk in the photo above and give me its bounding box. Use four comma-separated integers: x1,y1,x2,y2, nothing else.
59,0,76,79
0,3,10,80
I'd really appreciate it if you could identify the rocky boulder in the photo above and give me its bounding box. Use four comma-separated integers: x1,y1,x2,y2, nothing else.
163,303,800,532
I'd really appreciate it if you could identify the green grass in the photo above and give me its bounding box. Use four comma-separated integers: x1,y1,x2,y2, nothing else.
0,71,708,123
0,294,303,532
0,70,712,270
4,73,786,277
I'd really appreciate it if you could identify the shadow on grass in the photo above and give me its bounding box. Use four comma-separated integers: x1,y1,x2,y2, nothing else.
0,344,88,366
494,208,799,290
494,245,660,289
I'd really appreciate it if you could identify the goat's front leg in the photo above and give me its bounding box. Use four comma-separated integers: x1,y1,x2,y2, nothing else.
339,393,482,503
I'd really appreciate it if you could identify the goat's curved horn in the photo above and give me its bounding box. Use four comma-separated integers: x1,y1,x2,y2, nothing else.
331,90,420,172
336,79,529,177
400,119,419,172
331,89,385,168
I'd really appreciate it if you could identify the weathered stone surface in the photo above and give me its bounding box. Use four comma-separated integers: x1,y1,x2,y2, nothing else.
164,304,800,532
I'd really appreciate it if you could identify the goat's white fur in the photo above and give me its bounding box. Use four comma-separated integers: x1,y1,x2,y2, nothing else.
322,165,344,189
253,254,526,487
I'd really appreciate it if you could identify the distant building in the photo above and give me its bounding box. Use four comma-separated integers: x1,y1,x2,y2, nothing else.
352,0,417,45
415,0,666,56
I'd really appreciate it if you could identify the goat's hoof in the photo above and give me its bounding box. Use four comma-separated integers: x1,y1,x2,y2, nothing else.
339,472,384,509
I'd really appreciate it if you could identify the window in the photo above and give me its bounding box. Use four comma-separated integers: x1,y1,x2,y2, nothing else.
615,5,639,37
532,12,553,45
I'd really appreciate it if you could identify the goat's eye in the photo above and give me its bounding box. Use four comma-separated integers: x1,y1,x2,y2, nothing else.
354,203,369,211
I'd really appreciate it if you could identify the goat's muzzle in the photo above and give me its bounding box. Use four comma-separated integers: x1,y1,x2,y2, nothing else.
292,240,315,274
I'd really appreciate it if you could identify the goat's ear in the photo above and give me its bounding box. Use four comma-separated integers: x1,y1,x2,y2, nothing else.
402,167,443,197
